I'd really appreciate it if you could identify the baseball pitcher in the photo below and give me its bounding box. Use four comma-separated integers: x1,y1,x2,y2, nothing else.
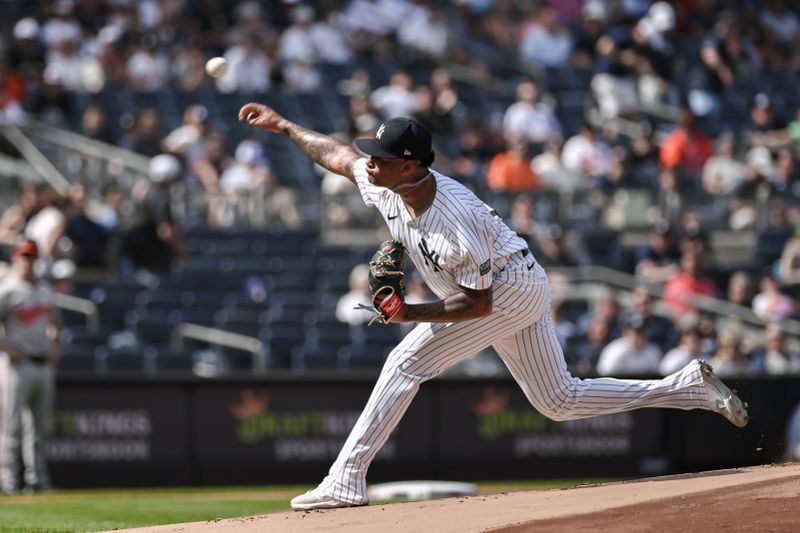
239,106,748,511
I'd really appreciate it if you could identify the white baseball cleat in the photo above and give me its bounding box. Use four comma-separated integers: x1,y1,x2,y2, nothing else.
698,360,749,428
290,487,365,511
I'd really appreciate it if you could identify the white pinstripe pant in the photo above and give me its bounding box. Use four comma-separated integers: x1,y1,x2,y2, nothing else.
320,271,709,505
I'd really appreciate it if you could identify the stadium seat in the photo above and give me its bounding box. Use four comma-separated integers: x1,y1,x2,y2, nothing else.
751,229,792,269
60,344,98,372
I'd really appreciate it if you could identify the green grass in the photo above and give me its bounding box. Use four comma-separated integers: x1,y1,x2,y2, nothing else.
0,480,617,533
0,486,293,533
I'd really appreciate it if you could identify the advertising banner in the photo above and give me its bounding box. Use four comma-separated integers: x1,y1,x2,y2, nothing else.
193,383,432,467
46,382,189,486
437,382,667,477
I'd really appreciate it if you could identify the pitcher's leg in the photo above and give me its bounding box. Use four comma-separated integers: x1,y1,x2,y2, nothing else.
493,312,709,421
316,313,527,505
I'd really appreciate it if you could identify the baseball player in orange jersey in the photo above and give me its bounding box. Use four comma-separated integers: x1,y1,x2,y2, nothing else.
239,105,749,511
0,240,61,494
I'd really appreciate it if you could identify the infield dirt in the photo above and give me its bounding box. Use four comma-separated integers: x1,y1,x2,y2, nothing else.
106,463,800,533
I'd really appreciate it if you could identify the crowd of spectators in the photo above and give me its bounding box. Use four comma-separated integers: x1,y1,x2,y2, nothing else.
0,0,798,376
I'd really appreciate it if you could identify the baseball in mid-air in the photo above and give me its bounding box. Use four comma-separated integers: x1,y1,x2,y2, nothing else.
205,57,227,78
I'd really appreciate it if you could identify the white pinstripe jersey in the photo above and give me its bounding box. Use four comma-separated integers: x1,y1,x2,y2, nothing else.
354,158,534,301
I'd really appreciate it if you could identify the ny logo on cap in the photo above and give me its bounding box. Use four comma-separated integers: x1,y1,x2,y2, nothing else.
376,124,386,139
403,149,411,156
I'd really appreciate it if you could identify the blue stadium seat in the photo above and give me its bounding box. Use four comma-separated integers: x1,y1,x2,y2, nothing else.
60,344,98,372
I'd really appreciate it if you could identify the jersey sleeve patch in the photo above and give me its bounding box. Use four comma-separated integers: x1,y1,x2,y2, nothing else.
479,258,491,276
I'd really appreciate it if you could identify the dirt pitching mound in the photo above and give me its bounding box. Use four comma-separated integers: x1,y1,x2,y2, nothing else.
108,463,800,533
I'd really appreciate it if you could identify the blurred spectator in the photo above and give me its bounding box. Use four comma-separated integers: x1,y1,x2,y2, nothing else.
336,263,372,326
120,154,187,274
452,126,501,186
623,287,676,351
218,139,302,230
574,317,611,375
728,146,775,230
28,75,71,126
532,141,582,193
659,108,714,180
42,0,81,48
561,124,613,184
662,252,718,316
282,56,322,93
655,168,682,226
119,109,163,157
502,80,562,147
707,328,753,377
579,290,623,339
311,9,353,65
0,183,39,249
79,105,111,142
778,226,800,286
659,325,704,376
24,186,67,263
91,182,124,234
695,312,719,355
278,4,317,64
10,17,45,85
0,56,26,123
691,12,757,117
770,148,800,196
348,93,381,137
370,71,416,120
191,132,232,196
412,86,455,136
217,33,272,94
506,194,540,243
64,182,109,272
744,93,787,139
759,0,799,44
726,270,755,308
635,220,681,284
702,134,746,195
170,45,208,92
485,138,541,193
161,104,211,158
126,40,170,93
49,258,76,295
752,323,800,375
397,4,450,59
570,0,606,70
596,315,662,376
552,299,577,348
531,224,576,268
518,5,573,68
752,273,796,321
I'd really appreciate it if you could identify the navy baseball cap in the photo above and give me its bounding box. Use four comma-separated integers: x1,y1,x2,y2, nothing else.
355,117,435,165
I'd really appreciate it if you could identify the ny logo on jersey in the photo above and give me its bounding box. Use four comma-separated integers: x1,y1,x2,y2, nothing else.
376,124,386,139
418,238,442,272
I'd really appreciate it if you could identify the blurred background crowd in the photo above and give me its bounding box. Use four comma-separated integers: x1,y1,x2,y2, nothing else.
0,0,798,378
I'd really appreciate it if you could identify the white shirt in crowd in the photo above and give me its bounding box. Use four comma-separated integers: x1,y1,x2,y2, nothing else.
597,337,662,376
659,345,695,376
503,101,562,144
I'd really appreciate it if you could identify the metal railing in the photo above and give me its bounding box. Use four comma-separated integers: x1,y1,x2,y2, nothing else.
17,120,150,188
0,124,71,193
552,265,800,337
171,322,267,373
53,293,100,333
